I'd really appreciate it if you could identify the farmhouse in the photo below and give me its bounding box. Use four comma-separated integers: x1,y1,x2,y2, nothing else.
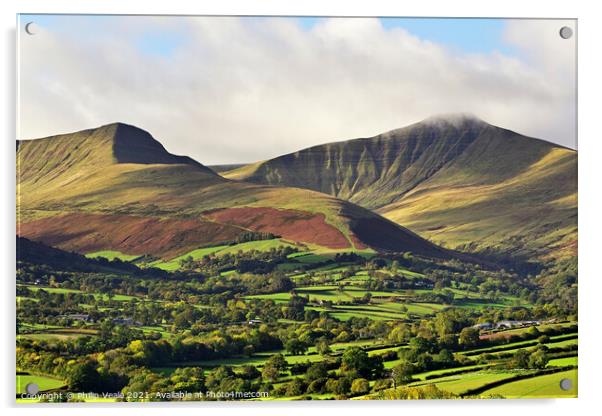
472,322,493,330
495,320,541,329
58,313,90,322
471,320,542,332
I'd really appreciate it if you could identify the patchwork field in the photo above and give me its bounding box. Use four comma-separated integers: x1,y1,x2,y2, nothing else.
18,285,137,302
86,250,141,262
481,369,577,398
410,370,522,395
16,104,578,404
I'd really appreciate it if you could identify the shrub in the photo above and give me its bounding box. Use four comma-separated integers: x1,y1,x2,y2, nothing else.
307,378,327,394
351,378,370,395
286,378,306,397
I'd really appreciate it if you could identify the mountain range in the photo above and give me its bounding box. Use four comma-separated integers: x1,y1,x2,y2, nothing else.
224,114,577,261
16,123,448,260
16,115,577,264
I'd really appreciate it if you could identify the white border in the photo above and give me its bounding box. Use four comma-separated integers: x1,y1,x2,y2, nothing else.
2,1,601,416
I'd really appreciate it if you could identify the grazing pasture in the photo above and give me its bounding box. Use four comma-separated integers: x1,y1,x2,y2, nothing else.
410,370,523,395
547,356,577,367
86,250,140,262
481,369,577,398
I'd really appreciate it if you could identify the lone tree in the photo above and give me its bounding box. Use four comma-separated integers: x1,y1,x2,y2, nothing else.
391,361,414,387
262,354,287,382
316,339,332,356
458,327,481,349
285,339,308,355
528,348,550,369
341,347,383,379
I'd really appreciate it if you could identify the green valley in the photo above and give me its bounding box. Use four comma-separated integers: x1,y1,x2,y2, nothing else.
16,119,577,402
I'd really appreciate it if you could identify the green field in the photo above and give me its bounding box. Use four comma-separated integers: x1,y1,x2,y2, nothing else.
546,338,578,349
329,310,403,321
248,285,404,303
149,239,301,271
19,285,137,302
481,369,577,398
413,364,490,381
486,338,577,358
248,285,454,322
16,120,578,402
18,330,97,341
288,253,330,264
461,334,578,358
168,350,334,369
410,370,523,395
548,356,578,367
86,250,140,262
18,323,63,331
16,374,65,394
20,285,82,295
140,325,173,339
482,322,577,341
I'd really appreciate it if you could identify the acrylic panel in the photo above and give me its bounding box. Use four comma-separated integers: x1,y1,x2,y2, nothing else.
16,15,577,402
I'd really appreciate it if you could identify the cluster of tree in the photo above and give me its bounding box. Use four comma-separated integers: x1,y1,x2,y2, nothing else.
333,252,365,263
379,384,457,400
391,342,458,385
18,321,151,355
507,346,550,370
123,367,206,400
363,274,434,291
410,291,455,305
269,347,384,398
179,246,298,274
16,347,127,393
232,232,279,244
468,323,577,351
534,259,577,315
384,253,545,305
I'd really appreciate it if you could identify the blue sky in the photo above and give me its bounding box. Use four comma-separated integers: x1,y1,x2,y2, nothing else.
300,17,515,55
378,17,516,55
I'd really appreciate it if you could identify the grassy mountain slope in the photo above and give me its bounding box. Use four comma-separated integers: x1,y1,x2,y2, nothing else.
16,123,448,259
208,163,247,173
225,115,577,260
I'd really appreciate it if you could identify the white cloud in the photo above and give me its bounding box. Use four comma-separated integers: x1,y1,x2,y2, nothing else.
18,17,577,164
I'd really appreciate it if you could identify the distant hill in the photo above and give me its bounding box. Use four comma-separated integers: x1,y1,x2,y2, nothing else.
16,236,147,275
17,122,214,181
208,163,247,173
16,123,450,260
225,115,577,260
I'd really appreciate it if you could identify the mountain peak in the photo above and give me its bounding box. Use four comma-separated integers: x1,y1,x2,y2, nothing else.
18,122,215,175
420,113,487,129
107,122,198,167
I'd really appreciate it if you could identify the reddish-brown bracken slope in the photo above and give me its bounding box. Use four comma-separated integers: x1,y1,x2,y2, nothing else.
17,123,450,259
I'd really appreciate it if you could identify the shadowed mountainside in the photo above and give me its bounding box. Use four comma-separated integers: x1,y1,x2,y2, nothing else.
16,236,157,275
225,115,577,260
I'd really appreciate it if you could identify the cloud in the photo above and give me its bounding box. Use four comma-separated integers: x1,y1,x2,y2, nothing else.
18,16,577,164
